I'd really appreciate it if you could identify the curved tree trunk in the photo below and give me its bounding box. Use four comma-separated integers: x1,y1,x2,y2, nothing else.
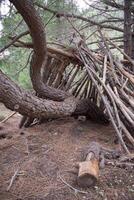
0,0,109,126
10,0,70,101
0,69,109,125
0,69,76,118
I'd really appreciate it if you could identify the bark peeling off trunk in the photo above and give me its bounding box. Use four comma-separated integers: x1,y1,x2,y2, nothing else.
0,70,76,118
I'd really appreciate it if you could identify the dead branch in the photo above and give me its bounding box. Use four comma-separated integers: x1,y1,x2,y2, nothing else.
0,111,16,124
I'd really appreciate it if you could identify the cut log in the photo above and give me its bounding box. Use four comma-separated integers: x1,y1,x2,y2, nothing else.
77,142,100,187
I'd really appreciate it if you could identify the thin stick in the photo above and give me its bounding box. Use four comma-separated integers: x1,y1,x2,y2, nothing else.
78,49,129,154
7,168,19,191
0,31,29,53
102,55,107,84
14,51,33,76
58,172,87,195
0,111,16,123
107,37,134,66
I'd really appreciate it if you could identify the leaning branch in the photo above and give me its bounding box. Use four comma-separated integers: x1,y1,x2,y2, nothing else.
36,3,123,32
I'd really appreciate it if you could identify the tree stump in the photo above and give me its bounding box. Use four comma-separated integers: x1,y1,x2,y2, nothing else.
77,142,101,187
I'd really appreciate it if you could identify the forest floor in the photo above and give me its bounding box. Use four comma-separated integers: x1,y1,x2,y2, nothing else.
0,103,134,200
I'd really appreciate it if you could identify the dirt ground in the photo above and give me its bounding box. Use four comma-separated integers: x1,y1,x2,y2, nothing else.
0,103,134,200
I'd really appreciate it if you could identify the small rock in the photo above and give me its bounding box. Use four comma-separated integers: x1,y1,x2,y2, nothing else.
78,116,86,121
82,196,86,199
53,132,58,136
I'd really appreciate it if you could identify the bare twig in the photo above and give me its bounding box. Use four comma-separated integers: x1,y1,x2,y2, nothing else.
0,111,16,124
58,171,88,195
7,169,19,191
0,31,29,53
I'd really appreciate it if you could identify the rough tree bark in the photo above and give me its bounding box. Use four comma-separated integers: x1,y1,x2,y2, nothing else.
0,0,109,125
0,69,76,118
10,0,70,101
124,0,132,58
0,68,109,125
0,0,76,118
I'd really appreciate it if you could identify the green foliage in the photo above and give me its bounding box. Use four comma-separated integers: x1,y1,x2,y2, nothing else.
0,3,32,88
0,0,79,89
18,68,32,89
0,46,32,88
0,0,124,89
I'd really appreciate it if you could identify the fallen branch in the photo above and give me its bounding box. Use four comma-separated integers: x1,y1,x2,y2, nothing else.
0,111,16,124
7,168,19,191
